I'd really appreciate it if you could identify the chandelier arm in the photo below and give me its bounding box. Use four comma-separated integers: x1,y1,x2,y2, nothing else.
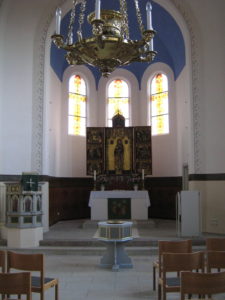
51,1,157,77
133,0,145,35
119,0,129,39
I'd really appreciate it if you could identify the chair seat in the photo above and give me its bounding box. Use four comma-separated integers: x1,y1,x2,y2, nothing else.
32,275,57,287
7,251,58,300
166,277,180,287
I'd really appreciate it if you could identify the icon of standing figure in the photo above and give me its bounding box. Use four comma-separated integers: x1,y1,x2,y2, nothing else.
114,139,124,173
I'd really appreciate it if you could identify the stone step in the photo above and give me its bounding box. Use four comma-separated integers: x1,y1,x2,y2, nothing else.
0,245,206,256
1,236,207,249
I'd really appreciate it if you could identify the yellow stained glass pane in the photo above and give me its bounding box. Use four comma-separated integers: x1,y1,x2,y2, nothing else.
68,116,86,136
69,94,86,117
152,115,169,135
108,79,128,97
68,74,86,136
151,73,168,94
150,73,169,135
107,79,129,126
108,97,129,104
108,98,129,119
151,92,168,116
69,75,86,95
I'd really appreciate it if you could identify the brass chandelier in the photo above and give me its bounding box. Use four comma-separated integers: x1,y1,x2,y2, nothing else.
51,0,157,77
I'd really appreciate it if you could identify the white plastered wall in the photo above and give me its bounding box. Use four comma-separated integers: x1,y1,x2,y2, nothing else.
189,180,225,234
1,0,225,234
141,63,179,176
0,0,59,175
187,0,225,174
58,65,97,177
43,0,193,178
0,1,35,174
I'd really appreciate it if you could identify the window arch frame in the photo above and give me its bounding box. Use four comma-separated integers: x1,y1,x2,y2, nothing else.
150,72,169,136
68,73,87,136
98,69,138,127
62,65,97,138
141,63,175,134
106,78,130,127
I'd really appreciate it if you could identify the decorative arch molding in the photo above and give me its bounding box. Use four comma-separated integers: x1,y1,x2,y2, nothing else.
32,0,201,174
168,0,202,173
31,0,68,173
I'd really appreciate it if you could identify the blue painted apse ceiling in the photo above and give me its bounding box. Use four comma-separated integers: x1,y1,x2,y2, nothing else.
50,0,185,87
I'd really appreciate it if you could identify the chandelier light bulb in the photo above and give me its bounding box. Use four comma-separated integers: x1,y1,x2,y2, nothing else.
51,0,157,77
55,7,62,35
146,2,153,30
95,0,101,19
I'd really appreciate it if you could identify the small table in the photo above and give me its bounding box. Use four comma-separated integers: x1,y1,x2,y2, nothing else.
98,221,133,271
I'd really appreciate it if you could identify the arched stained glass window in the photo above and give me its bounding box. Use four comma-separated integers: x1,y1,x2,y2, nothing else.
151,73,169,135
107,79,129,127
68,74,87,136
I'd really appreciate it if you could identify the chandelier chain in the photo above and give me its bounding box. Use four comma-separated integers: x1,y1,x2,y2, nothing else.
78,0,86,33
52,0,156,77
133,0,145,34
119,0,129,39
66,0,77,44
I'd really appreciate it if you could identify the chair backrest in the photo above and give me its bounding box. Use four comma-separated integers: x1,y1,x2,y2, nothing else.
180,271,225,300
207,250,225,272
0,272,31,300
7,251,44,285
158,240,192,254
206,238,225,251
158,240,192,273
0,250,6,272
162,251,205,275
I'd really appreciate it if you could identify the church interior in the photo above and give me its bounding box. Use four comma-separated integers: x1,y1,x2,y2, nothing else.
0,0,225,299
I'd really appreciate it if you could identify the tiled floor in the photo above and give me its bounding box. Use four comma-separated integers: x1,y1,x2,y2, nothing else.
2,219,225,300
40,254,158,300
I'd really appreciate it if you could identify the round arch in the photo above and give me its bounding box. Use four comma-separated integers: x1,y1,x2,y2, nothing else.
98,68,139,127
31,0,201,175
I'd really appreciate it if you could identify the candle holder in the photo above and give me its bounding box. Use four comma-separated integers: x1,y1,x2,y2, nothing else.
141,178,145,190
142,29,156,42
93,180,97,191
51,1,157,78
91,19,104,36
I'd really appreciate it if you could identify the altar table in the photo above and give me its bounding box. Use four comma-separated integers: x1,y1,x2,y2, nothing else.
89,190,150,220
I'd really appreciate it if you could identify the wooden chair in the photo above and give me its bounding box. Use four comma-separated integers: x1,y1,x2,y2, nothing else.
207,250,225,272
0,272,31,300
7,251,58,300
153,239,192,290
180,270,225,299
0,250,6,273
206,237,225,251
158,251,205,300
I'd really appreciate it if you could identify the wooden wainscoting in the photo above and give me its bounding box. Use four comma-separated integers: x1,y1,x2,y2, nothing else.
48,177,93,226
145,177,182,219
0,175,182,225
47,176,182,225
